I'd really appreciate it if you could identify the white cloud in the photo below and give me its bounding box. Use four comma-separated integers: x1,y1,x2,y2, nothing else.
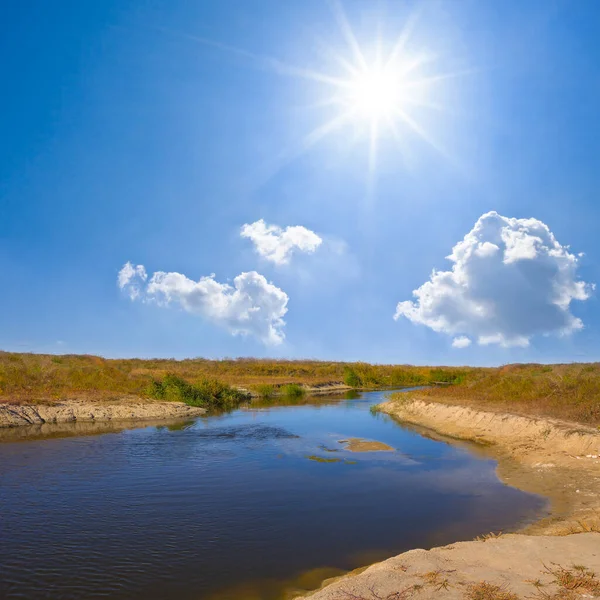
241,219,322,265
118,262,147,299
452,336,472,349
394,211,593,347
118,264,288,345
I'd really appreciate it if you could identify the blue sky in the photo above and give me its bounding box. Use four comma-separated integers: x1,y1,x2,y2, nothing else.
1,0,600,365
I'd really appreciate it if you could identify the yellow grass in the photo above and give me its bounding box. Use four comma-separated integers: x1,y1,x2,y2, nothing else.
0,352,467,404
3,353,600,426
409,363,600,425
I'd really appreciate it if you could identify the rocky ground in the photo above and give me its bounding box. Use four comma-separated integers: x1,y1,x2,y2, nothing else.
0,398,205,428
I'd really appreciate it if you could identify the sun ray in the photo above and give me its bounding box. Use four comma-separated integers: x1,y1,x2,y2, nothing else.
395,108,449,158
160,26,354,89
400,95,455,115
385,5,422,68
403,68,476,89
318,42,362,78
397,52,436,77
385,113,412,167
327,0,368,71
368,118,379,176
300,108,358,152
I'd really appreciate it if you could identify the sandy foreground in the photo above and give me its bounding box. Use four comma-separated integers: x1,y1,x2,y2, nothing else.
303,397,600,599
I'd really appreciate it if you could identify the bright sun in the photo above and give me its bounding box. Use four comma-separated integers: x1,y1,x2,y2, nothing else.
350,69,405,119
182,0,464,176
285,0,463,173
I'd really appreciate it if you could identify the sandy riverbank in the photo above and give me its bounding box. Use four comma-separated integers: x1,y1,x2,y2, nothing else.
302,396,600,599
0,399,205,429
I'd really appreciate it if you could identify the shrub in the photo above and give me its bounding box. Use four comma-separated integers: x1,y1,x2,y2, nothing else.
148,374,249,410
280,383,305,397
254,383,275,398
343,367,362,387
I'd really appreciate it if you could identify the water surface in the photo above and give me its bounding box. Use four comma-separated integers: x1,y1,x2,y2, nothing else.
0,390,546,599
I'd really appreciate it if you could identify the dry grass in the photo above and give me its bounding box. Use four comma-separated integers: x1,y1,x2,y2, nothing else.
3,353,600,426
0,352,469,404
474,531,503,542
565,515,600,535
405,363,600,425
534,564,600,598
339,585,413,599
419,569,452,591
465,582,519,600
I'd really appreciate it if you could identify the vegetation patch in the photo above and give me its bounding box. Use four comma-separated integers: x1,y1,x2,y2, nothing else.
0,352,470,404
536,563,600,598
466,582,519,600
2,353,599,426
148,374,249,410
280,383,305,397
306,455,342,463
253,383,275,398
398,362,600,425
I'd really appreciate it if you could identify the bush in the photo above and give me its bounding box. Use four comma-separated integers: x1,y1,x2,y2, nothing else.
343,367,362,387
148,374,249,409
280,383,305,397
254,383,275,398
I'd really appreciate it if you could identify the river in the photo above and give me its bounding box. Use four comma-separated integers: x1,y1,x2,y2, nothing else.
0,389,547,599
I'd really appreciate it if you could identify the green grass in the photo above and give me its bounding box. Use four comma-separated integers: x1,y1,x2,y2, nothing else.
252,383,276,398
280,383,305,397
148,374,249,410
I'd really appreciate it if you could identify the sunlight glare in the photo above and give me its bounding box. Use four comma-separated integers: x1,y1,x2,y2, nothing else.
350,68,405,120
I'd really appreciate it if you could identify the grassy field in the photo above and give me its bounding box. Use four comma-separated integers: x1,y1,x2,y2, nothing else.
0,352,468,404
2,353,598,425
399,362,600,425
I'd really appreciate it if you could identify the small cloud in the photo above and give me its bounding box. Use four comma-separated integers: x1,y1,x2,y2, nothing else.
394,211,593,347
452,336,472,349
241,219,322,265
118,263,288,345
118,262,147,300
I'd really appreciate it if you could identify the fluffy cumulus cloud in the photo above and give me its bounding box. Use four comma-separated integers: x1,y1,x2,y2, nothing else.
240,219,322,265
394,211,593,348
118,264,288,345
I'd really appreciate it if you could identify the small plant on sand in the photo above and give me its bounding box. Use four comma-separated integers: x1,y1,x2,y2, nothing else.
253,383,275,398
280,383,305,398
475,531,503,542
466,582,519,600
534,563,600,598
420,570,451,591
339,584,413,599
